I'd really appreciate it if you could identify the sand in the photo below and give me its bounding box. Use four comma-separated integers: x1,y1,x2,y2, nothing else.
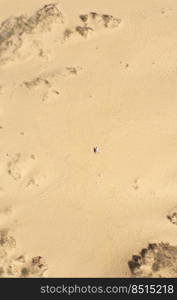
0,0,177,277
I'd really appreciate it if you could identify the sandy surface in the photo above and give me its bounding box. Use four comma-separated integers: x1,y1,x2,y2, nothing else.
0,0,177,277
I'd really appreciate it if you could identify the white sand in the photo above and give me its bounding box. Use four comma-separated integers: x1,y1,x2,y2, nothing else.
0,0,177,277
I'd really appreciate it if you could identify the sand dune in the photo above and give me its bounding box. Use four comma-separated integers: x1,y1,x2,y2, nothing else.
0,0,177,277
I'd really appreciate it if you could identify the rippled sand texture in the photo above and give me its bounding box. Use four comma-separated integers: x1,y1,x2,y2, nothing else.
0,0,177,277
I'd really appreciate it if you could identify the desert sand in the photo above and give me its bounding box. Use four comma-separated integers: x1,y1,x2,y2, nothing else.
0,0,177,277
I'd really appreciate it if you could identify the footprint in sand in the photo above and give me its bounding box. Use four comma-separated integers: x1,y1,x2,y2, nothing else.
128,243,177,277
0,229,47,277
